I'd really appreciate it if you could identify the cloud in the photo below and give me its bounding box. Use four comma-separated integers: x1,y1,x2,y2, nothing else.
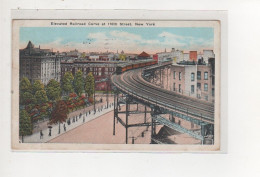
110,30,142,41
158,31,213,51
88,32,107,40
20,30,214,54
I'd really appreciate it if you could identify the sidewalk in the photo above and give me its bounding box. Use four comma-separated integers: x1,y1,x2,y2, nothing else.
22,102,114,143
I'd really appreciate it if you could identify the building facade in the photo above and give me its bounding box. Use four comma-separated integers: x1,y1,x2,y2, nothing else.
168,60,215,102
203,50,215,64
189,51,198,62
19,41,61,85
61,60,122,91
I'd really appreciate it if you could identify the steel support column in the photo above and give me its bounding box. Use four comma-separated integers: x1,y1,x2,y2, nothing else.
113,93,116,135
151,116,154,144
144,106,147,123
125,97,129,144
201,123,206,145
116,93,119,123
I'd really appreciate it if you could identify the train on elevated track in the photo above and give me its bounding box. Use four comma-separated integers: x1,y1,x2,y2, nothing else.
115,58,174,74
116,59,158,74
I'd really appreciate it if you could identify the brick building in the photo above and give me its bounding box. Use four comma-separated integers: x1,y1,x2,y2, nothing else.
189,51,197,61
61,60,123,91
168,59,215,102
19,41,61,85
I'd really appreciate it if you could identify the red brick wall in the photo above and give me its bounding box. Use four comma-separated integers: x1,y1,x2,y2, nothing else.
189,51,197,61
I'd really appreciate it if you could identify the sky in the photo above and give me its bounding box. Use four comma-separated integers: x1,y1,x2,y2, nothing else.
20,27,214,54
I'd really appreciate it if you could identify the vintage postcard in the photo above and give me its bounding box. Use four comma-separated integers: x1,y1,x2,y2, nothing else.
12,16,221,151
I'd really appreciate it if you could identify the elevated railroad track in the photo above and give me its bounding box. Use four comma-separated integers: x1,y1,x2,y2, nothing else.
111,68,214,124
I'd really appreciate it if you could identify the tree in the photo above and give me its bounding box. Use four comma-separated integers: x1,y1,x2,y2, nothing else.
85,72,95,98
32,80,44,94
20,77,32,93
73,70,84,96
49,100,68,134
46,79,61,101
119,54,126,61
35,90,48,104
19,109,32,142
61,71,74,95
20,92,36,105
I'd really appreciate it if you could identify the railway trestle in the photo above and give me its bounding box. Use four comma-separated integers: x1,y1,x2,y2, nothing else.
112,88,214,145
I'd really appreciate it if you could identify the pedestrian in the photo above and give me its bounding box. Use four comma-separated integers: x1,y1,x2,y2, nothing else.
89,110,91,114
48,129,52,136
40,130,43,139
83,116,85,123
63,124,66,132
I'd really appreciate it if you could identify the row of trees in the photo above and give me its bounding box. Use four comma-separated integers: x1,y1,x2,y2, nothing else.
19,71,95,139
20,71,95,106
62,70,95,98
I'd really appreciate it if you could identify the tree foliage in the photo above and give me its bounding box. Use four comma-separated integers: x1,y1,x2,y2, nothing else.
35,90,48,104
20,92,36,105
46,79,61,101
119,54,126,61
20,77,32,93
49,100,68,125
62,71,74,95
73,70,84,96
85,72,95,98
19,109,32,136
32,80,44,94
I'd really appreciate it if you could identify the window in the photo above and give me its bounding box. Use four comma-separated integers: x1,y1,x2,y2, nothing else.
212,88,215,97
197,83,201,89
179,72,181,80
179,84,181,93
204,72,208,80
173,71,176,79
197,71,201,80
173,83,176,91
191,85,194,93
191,73,195,81
205,96,208,101
204,83,208,91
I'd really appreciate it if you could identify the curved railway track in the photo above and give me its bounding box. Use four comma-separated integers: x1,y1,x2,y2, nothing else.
111,68,215,124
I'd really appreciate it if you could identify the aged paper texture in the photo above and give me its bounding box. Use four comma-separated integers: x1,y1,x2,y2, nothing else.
12,13,222,151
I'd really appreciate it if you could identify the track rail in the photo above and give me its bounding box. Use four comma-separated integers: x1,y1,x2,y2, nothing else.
111,68,214,124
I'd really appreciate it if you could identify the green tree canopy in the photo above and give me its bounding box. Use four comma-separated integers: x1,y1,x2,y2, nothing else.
62,71,74,95
32,80,45,94
20,77,32,93
35,90,48,104
73,70,84,96
20,92,36,105
85,72,95,98
19,109,32,136
119,54,126,61
46,79,61,101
